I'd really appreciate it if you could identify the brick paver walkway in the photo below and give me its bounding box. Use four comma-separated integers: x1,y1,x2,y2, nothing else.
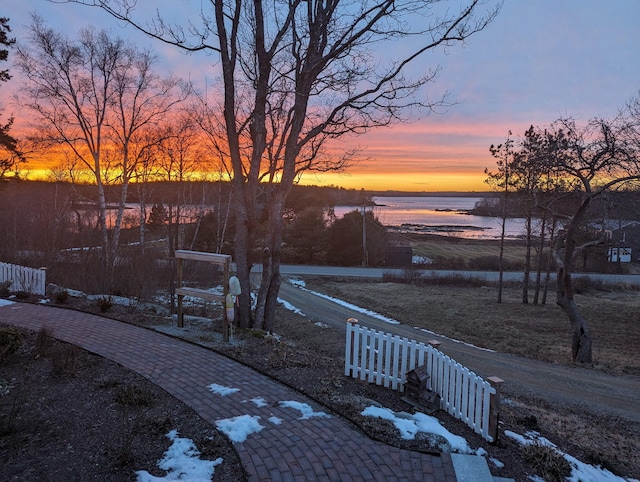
1,302,456,481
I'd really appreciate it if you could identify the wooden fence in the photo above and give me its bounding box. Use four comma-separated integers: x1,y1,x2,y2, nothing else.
0,262,47,296
344,322,502,442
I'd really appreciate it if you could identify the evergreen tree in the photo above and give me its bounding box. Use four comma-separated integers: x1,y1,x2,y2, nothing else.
0,17,20,179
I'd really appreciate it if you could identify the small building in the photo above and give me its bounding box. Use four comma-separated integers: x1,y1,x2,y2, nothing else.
606,221,640,264
384,245,413,267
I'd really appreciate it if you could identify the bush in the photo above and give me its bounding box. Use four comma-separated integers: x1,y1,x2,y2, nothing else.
468,255,502,271
115,384,151,406
0,328,23,363
521,443,572,482
51,345,80,377
0,280,11,295
382,268,424,284
96,296,114,313
35,325,54,358
54,289,69,304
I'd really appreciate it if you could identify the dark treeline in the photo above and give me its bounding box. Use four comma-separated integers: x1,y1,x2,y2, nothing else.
471,189,640,222
0,179,373,208
0,177,394,296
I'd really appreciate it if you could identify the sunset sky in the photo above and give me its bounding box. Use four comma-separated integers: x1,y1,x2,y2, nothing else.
4,1,640,192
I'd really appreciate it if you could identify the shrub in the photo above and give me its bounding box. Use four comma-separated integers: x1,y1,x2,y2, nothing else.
0,327,23,363
54,289,69,304
50,345,79,376
0,379,30,435
0,280,11,295
35,325,54,358
521,443,572,482
96,295,114,313
468,255,502,271
382,268,424,284
115,384,151,406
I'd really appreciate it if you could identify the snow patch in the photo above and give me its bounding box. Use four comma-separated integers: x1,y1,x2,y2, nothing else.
135,429,222,481
215,415,264,443
208,383,240,397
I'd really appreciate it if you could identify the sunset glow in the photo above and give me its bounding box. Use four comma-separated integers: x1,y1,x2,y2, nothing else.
4,1,639,193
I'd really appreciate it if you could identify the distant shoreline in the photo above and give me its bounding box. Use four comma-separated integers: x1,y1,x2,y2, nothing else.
370,191,495,198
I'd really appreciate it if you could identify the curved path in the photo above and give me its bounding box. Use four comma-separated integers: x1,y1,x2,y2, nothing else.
0,302,456,482
278,281,640,424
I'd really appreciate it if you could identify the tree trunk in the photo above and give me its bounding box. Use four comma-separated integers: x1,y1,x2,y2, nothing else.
497,196,507,303
555,196,594,363
231,181,255,330
137,182,147,256
556,268,593,363
522,213,532,304
109,192,125,263
255,191,287,332
533,214,547,304
541,217,556,305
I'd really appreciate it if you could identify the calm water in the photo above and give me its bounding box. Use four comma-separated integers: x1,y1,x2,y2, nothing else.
335,196,527,240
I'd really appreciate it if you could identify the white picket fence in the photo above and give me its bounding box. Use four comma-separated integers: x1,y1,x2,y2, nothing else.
344,322,501,442
0,262,47,296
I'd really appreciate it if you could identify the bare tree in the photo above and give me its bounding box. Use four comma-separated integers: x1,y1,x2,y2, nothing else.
486,133,517,303
70,0,500,329
154,114,205,256
549,116,640,363
16,16,186,286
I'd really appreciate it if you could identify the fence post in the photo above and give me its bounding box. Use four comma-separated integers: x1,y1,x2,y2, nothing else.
487,376,504,444
222,259,230,342
428,339,441,350
176,257,184,328
346,318,358,376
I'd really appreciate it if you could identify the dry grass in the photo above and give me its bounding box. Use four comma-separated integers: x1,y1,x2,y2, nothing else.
407,234,528,267
303,279,640,375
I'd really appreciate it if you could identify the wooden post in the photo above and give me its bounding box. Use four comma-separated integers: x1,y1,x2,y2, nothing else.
487,376,504,444
222,259,230,342
177,257,184,328
346,318,358,376
174,250,232,335
428,339,441,350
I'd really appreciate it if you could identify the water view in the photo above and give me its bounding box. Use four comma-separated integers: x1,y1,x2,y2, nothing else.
335,196,527,240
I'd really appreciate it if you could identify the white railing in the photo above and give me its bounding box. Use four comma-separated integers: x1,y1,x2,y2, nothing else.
0,262,47,296
344,322,502,442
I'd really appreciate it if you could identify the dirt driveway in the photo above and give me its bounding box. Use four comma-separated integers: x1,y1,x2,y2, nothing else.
278,281,640,425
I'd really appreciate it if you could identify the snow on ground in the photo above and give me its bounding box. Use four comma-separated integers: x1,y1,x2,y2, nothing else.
5,284,634,481
504,430,638,482
277,297,305,316
286,278,400,324
279,278,638,481
135,430,222,481
279,400,331,420
361,405,473,453
208,383,240,396
210,383,332,444
215,415,265,443
415,326,495,353
72,371,640,481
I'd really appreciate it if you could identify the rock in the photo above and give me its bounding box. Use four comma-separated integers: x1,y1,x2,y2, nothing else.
45,283,87,299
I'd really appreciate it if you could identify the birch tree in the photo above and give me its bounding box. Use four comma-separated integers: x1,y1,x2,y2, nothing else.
16,16,185,285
